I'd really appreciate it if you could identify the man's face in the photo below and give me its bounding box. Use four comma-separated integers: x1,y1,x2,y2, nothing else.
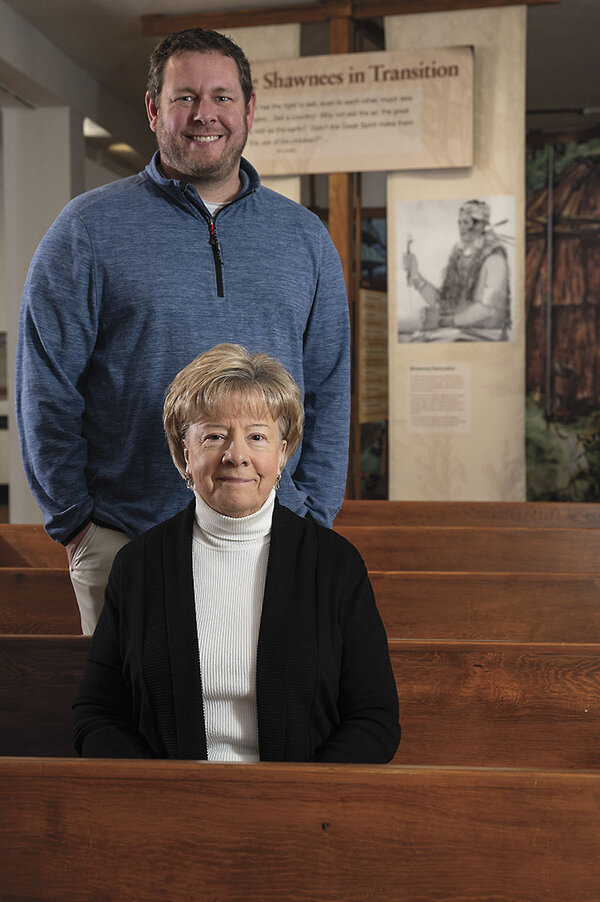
458,211,485,245
145,50,256,196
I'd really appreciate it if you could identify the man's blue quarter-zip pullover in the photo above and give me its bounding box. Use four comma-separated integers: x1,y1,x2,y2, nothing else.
16,153,350,542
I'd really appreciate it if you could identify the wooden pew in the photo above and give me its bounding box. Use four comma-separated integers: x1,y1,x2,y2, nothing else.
0,568,79,634
2,635,599,769
2,505,599,570
335,499,600,528
371,570,600,642
0,524,66,568
0,758,598,902
0,635,87,757
390,639,600,769
3,568,598,642
336,525,600,572
1,512,598,572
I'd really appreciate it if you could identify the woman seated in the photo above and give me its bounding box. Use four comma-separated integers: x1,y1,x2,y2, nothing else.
73,344,400,762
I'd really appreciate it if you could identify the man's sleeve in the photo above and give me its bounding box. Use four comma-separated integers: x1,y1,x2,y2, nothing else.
289,227,350,528
15,207,100,543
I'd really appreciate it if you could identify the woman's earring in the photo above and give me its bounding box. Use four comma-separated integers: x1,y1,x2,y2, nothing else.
185,470,194,491
274,472,281,491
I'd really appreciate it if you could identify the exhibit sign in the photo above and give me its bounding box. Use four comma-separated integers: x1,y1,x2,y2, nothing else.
407,364,471,433
246,47,473,175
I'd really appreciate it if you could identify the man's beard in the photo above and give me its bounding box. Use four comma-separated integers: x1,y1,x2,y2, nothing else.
156,122,248,186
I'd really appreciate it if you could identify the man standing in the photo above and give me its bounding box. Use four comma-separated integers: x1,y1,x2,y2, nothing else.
16,28,350,633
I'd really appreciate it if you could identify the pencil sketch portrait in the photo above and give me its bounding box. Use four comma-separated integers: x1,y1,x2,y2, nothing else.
397,196,515,343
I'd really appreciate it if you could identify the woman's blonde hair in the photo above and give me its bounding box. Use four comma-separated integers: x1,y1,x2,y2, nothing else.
163,344,304,478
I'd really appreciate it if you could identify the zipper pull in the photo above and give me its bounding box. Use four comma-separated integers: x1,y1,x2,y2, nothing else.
209,220,222,263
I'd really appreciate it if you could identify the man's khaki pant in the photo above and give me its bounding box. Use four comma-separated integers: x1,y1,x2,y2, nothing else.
69,523,131,635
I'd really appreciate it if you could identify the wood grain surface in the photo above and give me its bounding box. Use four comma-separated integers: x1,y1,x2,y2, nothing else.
0,525,66,568
389,639,600,768
371,570,600,642
0,758,597,902
335,499,600,528
0,635,87,756
0,568,79,634
2,635,598,769
5,568,599,641
336,525,600,572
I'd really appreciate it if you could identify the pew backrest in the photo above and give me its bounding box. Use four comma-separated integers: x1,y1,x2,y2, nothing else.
0,758,599,902
336,525,600,572
0,569,79,634
2,635,598,770
7,568,600,641
2,564,599,641
372,570,600,642
0,525,66,568
0,635,87,757
389,639,600,769
335,500,600,528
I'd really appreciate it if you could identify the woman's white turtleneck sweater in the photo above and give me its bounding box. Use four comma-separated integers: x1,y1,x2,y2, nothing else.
192,490,275,761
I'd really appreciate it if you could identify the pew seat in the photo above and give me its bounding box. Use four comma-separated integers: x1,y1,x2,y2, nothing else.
2,635,598,769
0,758,598,901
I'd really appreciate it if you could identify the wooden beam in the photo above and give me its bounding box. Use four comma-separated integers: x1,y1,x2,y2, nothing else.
328,3,354,52
140,0,559,36
351,0,559,17
328,177,354,290
141,4,328,35
334,499,600,528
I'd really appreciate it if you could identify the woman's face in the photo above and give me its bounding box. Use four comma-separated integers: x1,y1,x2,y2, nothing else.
183,399,286,518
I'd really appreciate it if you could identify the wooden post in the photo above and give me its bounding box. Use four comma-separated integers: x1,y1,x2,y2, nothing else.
327,2,361,498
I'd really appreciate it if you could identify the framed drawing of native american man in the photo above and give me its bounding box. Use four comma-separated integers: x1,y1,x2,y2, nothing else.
396,195,515,343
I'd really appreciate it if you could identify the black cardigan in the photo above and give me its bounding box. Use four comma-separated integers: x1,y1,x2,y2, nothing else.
73,499,400,762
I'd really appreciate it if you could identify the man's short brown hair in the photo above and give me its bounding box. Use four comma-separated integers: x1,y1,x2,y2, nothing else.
147,27,253,104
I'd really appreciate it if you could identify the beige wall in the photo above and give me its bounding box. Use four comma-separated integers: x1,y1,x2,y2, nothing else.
386,7,526,500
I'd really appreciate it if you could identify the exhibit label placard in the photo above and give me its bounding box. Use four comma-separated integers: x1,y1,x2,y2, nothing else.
246,47,473,175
